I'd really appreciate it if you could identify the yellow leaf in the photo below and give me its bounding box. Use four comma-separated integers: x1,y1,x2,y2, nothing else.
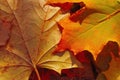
0,0,82,80
54,0,120,58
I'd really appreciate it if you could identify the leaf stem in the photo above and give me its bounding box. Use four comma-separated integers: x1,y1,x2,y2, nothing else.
98,9,120,23
34,65,41,80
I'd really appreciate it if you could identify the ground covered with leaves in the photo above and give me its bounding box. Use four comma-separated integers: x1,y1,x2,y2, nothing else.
0,0,120,80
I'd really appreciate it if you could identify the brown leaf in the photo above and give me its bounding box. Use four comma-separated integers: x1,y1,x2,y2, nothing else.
96,41,120,80
0,0,82,80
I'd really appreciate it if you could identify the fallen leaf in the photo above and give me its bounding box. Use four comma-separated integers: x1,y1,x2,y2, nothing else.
75,50,98,79
47,0,120,79
29,50,98,80
49,2,86,22
0,0,82,80
52,0,120,58
47,0,120,13
96,41,120,80
29,68,60,80
60,50,98,80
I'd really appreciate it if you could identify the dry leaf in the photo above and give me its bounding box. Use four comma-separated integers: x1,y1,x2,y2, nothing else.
96,41,120,80
47,0,120,80
51,0,120,58
0,0,82,80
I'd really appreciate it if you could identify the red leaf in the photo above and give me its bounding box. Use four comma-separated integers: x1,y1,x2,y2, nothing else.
49,2,86,22
96,41,120,80
29,68,60,80
49,2,73,13
96,41,119,71
75,50,99,79
29,50,99,80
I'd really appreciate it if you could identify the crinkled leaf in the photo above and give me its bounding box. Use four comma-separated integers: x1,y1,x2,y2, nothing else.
0,0,82,80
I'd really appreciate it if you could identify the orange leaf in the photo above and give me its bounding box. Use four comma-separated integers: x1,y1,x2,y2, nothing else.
54,0,120,58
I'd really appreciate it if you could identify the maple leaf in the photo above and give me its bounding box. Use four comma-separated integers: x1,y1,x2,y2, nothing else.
49,0,120,58
59,50,98,80
0,0,82,80
96,41,120,80
47,0,120,79
29,50,98,80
